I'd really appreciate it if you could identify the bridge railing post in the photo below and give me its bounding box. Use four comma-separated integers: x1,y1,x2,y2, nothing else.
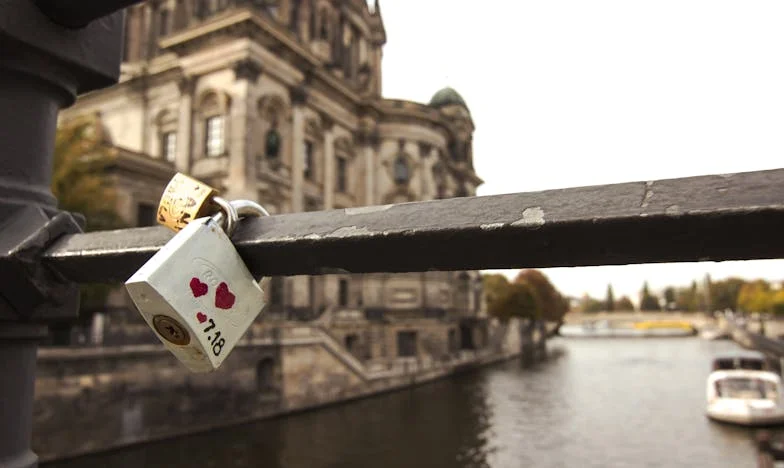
0,2,131,466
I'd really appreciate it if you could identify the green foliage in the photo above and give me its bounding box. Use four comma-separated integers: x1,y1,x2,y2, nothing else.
482,274,510,309
489,281,540,321
606,284,615,312
53,117,125,232
483,270,569,322
639,281,661,312
709,277,746,312
615,296,635,311
515,269,569,322
53,117,126,329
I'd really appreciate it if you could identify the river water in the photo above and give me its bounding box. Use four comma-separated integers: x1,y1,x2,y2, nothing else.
47,337,780,468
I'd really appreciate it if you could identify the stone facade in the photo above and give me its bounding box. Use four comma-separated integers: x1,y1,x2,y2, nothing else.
60,0,486,343
37,0,497,459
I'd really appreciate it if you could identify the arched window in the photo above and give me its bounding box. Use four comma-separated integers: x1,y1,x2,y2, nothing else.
196,90,230,159
155,109,178,162
394,155,409,185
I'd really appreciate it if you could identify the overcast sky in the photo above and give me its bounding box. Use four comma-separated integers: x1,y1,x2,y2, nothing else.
377,0,784,302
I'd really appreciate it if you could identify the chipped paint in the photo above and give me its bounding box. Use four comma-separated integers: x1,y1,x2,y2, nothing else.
665,205,681,215
480,223,506,230
329,226,374,237
511,207,545,227
640,181,654,208
345,205,393,215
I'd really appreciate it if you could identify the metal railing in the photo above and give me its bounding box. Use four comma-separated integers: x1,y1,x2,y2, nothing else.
0,2,783,468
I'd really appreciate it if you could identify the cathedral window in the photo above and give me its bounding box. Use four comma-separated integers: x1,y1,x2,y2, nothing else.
205,115,225,157
303,140,314,179
336,156,347,192
161,131,177,162
394,155,409,185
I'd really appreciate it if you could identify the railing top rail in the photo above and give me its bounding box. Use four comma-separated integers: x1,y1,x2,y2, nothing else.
41,168,784,283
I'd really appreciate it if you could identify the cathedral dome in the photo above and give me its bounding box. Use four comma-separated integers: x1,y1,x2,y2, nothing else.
429,87,468,109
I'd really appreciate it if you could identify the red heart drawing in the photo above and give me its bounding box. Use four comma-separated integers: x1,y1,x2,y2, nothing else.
190,277,208,297
215,282,235,309
196,312,207,324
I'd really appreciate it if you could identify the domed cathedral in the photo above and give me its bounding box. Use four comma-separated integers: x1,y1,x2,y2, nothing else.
59,0,488,358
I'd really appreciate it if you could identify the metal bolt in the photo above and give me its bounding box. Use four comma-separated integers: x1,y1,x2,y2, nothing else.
152,315,190,346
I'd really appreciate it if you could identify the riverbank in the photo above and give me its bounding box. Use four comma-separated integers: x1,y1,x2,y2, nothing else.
44,337,763,468
34,318,553,462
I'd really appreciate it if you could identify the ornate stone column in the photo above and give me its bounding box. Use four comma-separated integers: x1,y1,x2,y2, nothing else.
290,85,307,212
358,127,379,206
227,60,261,200
175,76,195,173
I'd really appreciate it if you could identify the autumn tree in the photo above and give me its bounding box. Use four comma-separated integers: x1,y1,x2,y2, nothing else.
606,284,615,312
615,296,635,312
639,282,661,312
53,116,124,232
51,116,126,343
675,281,700,312
488,281,540,322
710,277,746,312
663,287,676,311
515,270,569,322
737,280,772,313
771,289,784,315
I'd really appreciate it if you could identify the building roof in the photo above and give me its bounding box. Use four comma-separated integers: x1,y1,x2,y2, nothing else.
429,87,468,109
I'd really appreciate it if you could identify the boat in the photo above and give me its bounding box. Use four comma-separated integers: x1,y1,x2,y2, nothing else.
706,351,784,426
559,319,695,338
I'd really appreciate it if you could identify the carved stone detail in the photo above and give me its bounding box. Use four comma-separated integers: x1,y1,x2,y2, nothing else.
233,60,262,82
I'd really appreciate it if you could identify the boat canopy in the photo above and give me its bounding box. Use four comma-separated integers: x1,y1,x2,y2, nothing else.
712,351,768,372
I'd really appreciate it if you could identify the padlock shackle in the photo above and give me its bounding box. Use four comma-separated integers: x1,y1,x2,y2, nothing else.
212,199,269,238
212,197,238,237
231,200,270,219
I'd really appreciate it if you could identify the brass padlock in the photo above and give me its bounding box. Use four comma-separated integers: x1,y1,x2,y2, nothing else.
157,173,218,232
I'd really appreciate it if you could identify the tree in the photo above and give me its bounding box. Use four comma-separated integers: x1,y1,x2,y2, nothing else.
488,281,540,321
482,274,510,311
615,296,635,311
581,295,605,313
640,282,660,312
737,280,772,313
771,289,784,315
53,116,124,232
675,282,700,312
663,287,676,311
51,116,126,343
515,269,568,322
710,277,746,312
606,284,615,312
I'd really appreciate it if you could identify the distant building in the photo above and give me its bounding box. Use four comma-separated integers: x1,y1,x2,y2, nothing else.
60,0,487,358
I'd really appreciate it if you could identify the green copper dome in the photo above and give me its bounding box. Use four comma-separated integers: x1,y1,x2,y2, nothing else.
429,87,468,109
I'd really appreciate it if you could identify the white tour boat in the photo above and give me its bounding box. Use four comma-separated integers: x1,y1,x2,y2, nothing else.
706,352,784,426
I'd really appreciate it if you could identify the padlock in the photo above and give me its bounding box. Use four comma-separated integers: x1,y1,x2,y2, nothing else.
125,199,268,373
156,172,219,232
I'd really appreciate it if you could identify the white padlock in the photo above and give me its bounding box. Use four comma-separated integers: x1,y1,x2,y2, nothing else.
125,198,267,373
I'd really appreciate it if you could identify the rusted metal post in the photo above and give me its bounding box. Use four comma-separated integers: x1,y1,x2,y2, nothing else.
0,2,128,466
